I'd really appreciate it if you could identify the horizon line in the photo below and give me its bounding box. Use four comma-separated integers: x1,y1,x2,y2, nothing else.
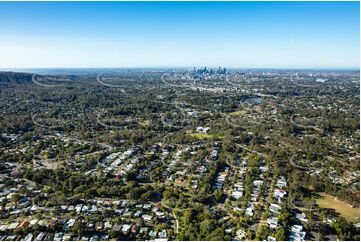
0,66,360,71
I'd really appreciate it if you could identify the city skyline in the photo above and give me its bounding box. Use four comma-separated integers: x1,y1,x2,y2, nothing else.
0,1,359,69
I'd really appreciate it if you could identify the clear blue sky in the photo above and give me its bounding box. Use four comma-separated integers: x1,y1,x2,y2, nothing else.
0,1,359,69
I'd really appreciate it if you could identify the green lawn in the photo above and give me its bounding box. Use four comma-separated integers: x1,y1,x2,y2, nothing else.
189,133,224,140
189,133,214,140
316,193,360,223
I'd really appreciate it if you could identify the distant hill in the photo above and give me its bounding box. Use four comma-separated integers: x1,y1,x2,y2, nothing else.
0,71,33,84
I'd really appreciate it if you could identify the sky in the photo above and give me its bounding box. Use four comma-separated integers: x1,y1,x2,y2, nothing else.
0,1,359,69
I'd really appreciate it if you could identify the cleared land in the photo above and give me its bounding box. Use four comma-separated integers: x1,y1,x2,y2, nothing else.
189,133,226,140
229,110,247,116
316,193,360,223
189,133,214,140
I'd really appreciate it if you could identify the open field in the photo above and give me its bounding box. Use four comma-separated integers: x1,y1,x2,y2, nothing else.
189,132,226,140
316,193,360,223
189,133,214,140
229,110,247,116
188,133,224,140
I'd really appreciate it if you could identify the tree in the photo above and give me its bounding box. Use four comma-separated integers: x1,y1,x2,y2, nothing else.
256,225,269,241
246,227,253,240
109,229,121,239
163,189,173,200
274,227,286,241
11,193,21,204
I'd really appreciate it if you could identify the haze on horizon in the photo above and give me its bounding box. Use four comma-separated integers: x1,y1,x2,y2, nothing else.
0,1,359,69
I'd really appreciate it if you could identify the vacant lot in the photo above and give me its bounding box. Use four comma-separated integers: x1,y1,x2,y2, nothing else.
316,193,360,223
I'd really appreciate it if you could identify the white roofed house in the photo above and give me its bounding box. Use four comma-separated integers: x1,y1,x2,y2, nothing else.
29,219,38,227
267,236,277,241
259,166,268,173
266,217,279,229
35,232,45,241
196,165,207,174
7,222,19,230
156,211,166,219
122,224,131,233
276,177,287,188
289,224,306,241
140,227,149,234
196,126,210,134
89,235,98,241
253,180,263,187
231,190,243,200
158,229,167,238
87,221,95,229
245,203,254,217
143,203,152,210
213,169,228,190
60,205,68,212
134,210,142,217
142,214,152,222
210,149,218,159
0,225,8,232
269,203,281,214
235,229,247,240
89,204,97,213
104,221,112,230
81,205,89,213
53,232,63,241
231,181,244,199
296,212,308,223
64,219,76,229
75,204,83,213
273,188,287,203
